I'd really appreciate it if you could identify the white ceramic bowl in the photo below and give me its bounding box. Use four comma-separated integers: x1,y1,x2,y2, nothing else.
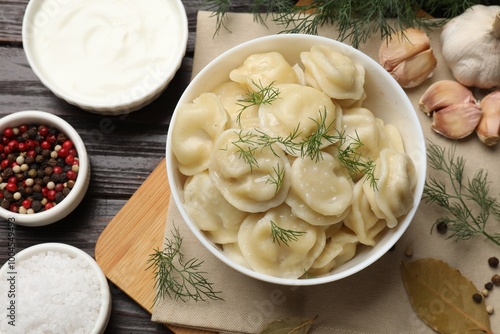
0,110,90,226
0,243,111,334
166,34,426,286
22,0,188,115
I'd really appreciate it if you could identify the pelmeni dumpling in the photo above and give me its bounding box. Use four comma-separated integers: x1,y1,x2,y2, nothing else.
307,227,358,276
340,107,392,162
289,151,353,218
172,93,230,176
259,84,342,153
222,243,251,269
211,81,260,129
300,45,365,101
238,204,326,278
286,189,348,227
363,148,417,228
183,171,247,244
209,129,291,213
344,180,387,246
384,123,405,153
229,52,297,92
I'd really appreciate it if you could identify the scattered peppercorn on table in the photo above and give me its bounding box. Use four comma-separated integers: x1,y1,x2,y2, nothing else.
1,1,500,334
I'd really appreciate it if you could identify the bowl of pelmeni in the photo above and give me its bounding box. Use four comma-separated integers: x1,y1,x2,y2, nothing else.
166,34,426,286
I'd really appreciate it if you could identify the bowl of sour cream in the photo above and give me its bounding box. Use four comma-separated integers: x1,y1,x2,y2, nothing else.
22,0,188,115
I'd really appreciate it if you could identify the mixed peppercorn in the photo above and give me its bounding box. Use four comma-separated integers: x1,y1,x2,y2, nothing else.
0,124,79,214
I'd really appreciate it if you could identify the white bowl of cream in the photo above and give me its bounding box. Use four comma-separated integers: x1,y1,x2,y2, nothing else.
22,0,188,115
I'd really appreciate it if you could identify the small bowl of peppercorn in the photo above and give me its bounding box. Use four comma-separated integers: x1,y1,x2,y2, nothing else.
0,110,90,226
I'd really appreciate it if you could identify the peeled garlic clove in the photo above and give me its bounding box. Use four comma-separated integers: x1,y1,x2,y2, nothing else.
419,80,476,116
390,49,437,88
477,90,500,146
379,28,431,71
432,102,483,139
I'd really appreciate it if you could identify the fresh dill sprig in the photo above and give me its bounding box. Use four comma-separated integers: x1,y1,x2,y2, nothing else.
270,220,307,247
423,141,500,246
336,131,378,189
299,108,339,162
205,0,479,48
147,225,224,304
266,163,285,195
231,130,261,172
236,80,281,125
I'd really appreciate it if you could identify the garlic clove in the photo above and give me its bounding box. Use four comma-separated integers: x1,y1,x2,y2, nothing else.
379,28,431,72
477,90,500,146
431,102,483,139
390,49,437,88
419,80,476,116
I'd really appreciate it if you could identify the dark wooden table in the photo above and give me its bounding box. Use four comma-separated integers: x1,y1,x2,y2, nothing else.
0,1,252,333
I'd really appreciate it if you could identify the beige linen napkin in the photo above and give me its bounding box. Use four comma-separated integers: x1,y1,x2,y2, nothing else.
152,11,500,333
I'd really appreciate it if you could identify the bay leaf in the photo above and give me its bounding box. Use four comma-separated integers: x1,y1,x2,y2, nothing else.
258,316,316,334
401,258,492,334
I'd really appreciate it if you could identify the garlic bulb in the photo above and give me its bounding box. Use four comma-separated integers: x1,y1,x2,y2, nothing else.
419,80,476,116
477,90,500,146
379,28,437,88
441,5,500,89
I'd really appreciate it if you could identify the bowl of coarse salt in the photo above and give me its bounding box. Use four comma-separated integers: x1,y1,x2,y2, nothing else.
0,243,111,334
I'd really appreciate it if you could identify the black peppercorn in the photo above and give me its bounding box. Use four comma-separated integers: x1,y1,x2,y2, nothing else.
488,257,499,268
485,282,494,291
31,200,42,212
55,192,65,203
435,218,448,234
472,293,482,303
0,199,10,209
32,192,43,201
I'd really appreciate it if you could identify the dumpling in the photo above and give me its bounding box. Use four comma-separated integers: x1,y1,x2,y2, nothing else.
210,81,259,129
288,151,353,218
183,171,247,244
384,123,405,153
363,148,417,228
300,45,365,101
307,227,359,276
229,52,297,92
340,107,391,162
259,83,342,154
238,204,326,278
285,189,348,226
222,243,252,269
344,180,387,246
209,129,291,213
171,93,230,176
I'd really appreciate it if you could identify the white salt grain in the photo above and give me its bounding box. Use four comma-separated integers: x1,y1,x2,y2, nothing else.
0,250,102,333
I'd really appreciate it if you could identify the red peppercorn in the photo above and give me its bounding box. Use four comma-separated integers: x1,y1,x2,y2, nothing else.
44,202,54,210
41,141,51,149
62,140,73,150
22,199,31,209
66,170,77,180
17,142,27,152
26,150,37,157
25,139,36,150
47,189,56,201
19,124,28,133
55,183,64,192
53,166,62,174
69,148,77,157
7,140,18,151
0,144,4,152
1,159,9,168
41,187,48,198
3,128,14,138
5,183,17,193
65,154,74,165
46,134,56,143
8,176,17,184
58,147,69,158
39,126,49,136
9,203,19,213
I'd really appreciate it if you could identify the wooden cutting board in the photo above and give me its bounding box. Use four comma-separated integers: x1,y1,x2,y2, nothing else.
95,158,214,334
